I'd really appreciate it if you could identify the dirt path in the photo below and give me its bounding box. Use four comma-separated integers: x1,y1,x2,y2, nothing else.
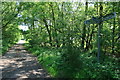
0,42,50,79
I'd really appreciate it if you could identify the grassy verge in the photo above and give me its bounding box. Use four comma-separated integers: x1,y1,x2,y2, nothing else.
1,42,16,55
1,39,21,55
24,43,61,77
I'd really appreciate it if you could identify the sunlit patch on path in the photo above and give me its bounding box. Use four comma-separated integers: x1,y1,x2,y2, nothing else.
1,40,50,79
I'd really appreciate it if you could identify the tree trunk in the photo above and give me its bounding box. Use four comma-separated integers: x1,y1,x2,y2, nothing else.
50,3,59,47
81,2,88,50
43,19,52,46
112,2,116,54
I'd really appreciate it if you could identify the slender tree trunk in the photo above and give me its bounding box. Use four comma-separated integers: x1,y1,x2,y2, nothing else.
61,3,65,46
112,2,116,54
87,24,95,50
43,19,52,46
82,2,88,50
50,3,59,47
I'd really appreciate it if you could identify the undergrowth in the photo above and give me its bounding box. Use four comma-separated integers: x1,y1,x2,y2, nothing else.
24,43,119,79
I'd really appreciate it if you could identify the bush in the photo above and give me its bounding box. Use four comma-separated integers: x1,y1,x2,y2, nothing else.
56,46,83,78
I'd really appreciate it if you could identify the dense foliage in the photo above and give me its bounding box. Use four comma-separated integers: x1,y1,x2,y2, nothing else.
1,2,22,55
2,2,120,78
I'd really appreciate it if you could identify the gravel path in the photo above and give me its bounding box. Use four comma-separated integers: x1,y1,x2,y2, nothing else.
0,42,50,79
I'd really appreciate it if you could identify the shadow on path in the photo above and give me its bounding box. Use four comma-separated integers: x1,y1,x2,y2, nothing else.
1,41,50,79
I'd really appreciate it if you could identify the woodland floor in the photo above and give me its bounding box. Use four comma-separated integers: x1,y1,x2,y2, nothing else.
0,40,50,79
